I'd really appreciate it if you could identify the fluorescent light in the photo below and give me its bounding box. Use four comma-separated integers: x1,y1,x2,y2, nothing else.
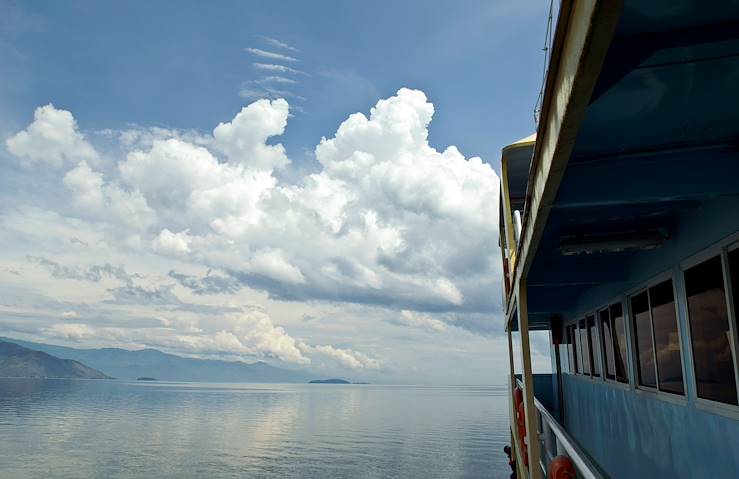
560,232,664,256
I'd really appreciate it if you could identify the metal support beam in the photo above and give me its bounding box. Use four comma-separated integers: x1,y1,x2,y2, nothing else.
518,279,542,479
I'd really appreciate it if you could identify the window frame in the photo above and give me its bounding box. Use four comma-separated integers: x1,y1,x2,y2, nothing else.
567,312,605,382
599,306,615,381
626,271,688,404
564,298,632,389
679,239,739,417
597,299,631,387
586,313,601,378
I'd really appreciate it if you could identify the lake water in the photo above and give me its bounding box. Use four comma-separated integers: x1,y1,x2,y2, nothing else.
0,379,511,478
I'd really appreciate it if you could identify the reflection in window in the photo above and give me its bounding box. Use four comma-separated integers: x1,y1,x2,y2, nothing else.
600,308,615,380
579,319,590,375
686,256,738,405
587,315,600,377
610,303,628,383
631,292,656,388
649,280,684,395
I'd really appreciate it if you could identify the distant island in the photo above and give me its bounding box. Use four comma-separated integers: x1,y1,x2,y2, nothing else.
136,377,157,381
309,378,350,384
0,340,110,379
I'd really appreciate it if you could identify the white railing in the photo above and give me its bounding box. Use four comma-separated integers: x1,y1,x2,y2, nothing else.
516,379,607,479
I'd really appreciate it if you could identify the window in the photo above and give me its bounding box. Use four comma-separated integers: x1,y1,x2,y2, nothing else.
650,280,683,395
567,325,576,373
587,314,601,377
572,324,581,374
600,308,615,380
731,249,739,353
630,280,684,394
685,255,738,405
631,291,656,388
579,319,590,375
610,302,628,383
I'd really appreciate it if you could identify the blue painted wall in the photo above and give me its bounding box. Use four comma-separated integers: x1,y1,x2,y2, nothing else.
563,375,739,478
553,196,739,478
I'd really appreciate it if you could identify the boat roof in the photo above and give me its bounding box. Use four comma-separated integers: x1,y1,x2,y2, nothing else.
506,0,739,330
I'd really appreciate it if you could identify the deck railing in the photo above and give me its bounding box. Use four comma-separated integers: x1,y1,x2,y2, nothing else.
515,379,607,479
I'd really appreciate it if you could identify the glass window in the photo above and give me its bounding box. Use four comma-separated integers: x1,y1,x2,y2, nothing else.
579,319,590,375
565,324,577,373
574,323,580,374
600,308,615,380
631,291,657,388
587,315,601,377
686,256,738,405
610,302,628,383
649,280,684,395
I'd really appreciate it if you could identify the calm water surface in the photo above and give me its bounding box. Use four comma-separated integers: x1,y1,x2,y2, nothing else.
0,379,510,478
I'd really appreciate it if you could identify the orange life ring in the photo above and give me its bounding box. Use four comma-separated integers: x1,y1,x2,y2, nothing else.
514,386,523,406
548,456,576,478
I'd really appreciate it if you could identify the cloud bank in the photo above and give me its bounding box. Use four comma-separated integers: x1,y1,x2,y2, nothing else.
3,88,500,371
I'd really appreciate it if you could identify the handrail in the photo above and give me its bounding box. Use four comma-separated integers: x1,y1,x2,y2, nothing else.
516,379,608,479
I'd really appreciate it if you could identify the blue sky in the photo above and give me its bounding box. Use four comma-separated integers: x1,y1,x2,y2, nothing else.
0,0,552,383
2,0,544,168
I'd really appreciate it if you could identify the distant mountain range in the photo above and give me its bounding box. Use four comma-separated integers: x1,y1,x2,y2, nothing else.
0,337,314,383
0,340,110,379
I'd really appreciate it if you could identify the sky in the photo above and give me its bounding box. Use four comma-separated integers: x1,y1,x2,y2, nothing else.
0,0,553,384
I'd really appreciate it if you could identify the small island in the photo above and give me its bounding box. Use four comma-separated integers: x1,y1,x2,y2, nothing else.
136,377,157,381
309,378,350,384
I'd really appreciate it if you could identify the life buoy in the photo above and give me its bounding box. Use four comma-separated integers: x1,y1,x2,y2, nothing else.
548,455,576,478
514,386,523,406
516,401,526,429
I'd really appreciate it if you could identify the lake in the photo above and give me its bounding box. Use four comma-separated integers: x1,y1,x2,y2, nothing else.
0,379,511,478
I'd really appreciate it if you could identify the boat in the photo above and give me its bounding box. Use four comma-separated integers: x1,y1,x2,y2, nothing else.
499,1,739,478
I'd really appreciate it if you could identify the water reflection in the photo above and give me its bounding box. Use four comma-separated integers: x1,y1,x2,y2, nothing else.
0,380,509,478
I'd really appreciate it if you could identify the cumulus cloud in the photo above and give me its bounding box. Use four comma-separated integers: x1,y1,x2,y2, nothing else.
7,89,500,315
300,343,381,370
245,47,297,62
6,104,98,168
44,323,97,340
4,88,501,373
212,99,290,170
64,160,155,228
397,310,448,332
167,311,309,365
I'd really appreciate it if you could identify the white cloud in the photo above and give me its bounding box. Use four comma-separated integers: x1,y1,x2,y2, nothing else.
152,229,192,255
249,249,305,285
245,47,298,62
253,63,308,76
3,88,501,375
63,160,155,229
398,310,447,332
258,36,298,52
7,88,500,314
212,99,290,170
300,343,381,370
6,104,98,168
253,76,297,85
44,323,96,340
